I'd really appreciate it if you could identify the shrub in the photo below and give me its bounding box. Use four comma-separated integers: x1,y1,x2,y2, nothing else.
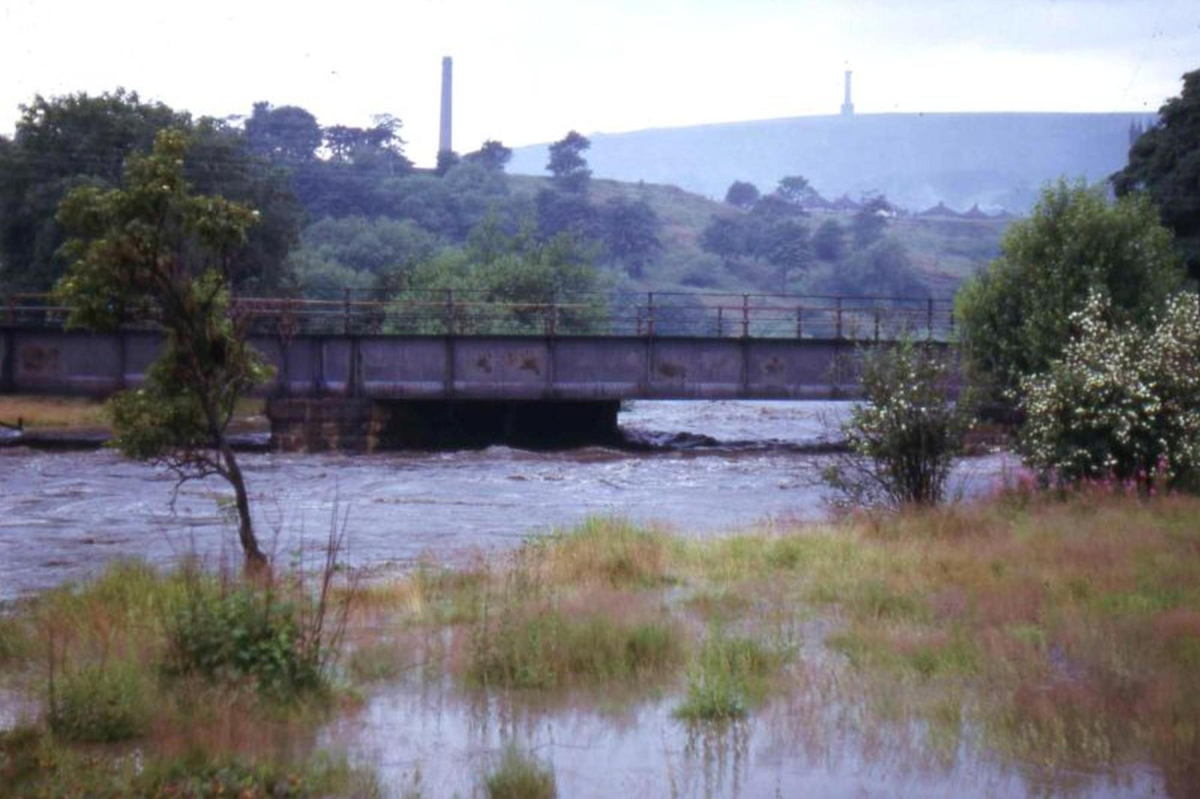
49,660,152,742
483,746,556,799
1020,291,1200,491
165,579,327,699
956,180,1184,404
823,338,971,508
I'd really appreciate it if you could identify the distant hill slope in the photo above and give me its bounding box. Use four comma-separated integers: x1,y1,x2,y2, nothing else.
506,174,1007,297
509,112,1148,213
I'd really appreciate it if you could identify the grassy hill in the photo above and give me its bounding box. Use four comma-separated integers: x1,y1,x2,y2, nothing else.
508,173,1008,298
510,112,1147,214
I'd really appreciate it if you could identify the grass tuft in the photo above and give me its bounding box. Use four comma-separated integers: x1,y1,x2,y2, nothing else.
483,746,556,799
674,627,787,722
468,604,682,690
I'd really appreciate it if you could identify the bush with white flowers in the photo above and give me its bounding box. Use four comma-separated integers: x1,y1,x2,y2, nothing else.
824,339,972,508
1019,291,1200,491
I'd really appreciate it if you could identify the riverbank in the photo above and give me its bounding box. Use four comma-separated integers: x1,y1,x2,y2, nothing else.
0,395,270,451
3,492,1196,797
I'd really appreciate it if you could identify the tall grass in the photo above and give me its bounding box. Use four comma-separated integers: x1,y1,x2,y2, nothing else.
482,746,556,799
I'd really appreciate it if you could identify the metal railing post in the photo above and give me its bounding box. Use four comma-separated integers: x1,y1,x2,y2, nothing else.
796,306,803,339
873,309,880,342
926,297,934,340
716,306,724,337
444,289,455,335
647,292,655,337
741,294,750,338
835,297,843,340
343,288,351,335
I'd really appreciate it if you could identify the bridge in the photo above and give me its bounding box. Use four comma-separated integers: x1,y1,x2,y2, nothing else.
2,291,956,450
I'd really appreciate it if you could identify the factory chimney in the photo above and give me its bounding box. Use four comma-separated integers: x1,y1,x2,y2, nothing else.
438,56,453,156
841,69,855,117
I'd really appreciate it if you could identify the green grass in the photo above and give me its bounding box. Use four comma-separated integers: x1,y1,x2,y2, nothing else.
49,659,153,742
674,627,788,721
0,726,380,798
483,746,556,799
468,606,682,690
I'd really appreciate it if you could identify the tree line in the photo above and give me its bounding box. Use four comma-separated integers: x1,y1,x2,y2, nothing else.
0,91,663,299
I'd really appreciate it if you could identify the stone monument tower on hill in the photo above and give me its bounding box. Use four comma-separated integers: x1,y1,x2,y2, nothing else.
841,69,855,117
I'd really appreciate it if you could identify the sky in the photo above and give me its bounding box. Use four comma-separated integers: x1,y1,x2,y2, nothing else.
2,0,1197,166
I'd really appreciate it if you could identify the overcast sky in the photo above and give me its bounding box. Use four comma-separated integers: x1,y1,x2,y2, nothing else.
2,0,1196,165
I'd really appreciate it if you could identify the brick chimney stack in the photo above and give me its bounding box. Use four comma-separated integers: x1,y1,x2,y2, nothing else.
439,56,453,156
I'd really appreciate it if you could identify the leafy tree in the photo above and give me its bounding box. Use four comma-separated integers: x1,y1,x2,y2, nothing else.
820,239,928,299
546,131,591,194
956,180,1185,403
0,89,185,291
823,338,972,508
723,181,760,210
1113,69,1200,281
775,175,819,207
393,225,606,335
813,218,847,262
851,195,891,249
763,219,812,292
54,129,271,567
536,187,596,240
700,216,747,267
464,140,513,171
291,216,438,296
186,118,303,293
0,91,300,293
435,149,461,177
599,197,661,277
244,102,322,164
1020,290,1200,492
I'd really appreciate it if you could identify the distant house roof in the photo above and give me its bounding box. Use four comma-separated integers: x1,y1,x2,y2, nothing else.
962,203,990,219
918,201,961,218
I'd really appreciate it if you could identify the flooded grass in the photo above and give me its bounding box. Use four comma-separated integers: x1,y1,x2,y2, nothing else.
481,745,557,799
3,497,1200,795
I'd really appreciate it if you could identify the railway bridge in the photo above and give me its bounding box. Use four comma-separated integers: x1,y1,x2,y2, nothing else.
1,291,957,450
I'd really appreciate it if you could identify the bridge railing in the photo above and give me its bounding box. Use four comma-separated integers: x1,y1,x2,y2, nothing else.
3,289,956,341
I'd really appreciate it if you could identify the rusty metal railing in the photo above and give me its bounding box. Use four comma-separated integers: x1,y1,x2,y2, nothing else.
2,289,956,341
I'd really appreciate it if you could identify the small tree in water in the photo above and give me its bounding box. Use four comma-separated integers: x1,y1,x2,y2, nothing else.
824,339,972,508
55,129,271,567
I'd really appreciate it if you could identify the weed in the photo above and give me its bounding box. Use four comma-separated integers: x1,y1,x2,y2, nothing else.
48,660,152,742
483,745,556,799
347,640,406,683
165,579,326,698
523,516,672,589
468,605,682,690
674,627,785,722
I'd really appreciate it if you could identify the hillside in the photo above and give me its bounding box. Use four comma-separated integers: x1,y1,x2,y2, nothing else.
509,112,1148,213
508,173,1007,297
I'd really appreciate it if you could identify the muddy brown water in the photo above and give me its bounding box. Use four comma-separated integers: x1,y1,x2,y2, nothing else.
0,401,1008,602
4,401,1155,797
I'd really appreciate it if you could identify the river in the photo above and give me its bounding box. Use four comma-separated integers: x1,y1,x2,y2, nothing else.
0,401,1008,601
1,401,1158,797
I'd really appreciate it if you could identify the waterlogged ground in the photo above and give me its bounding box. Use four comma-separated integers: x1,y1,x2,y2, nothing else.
12,400,1143,799
335,679,1161,798
0,401,1007,601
